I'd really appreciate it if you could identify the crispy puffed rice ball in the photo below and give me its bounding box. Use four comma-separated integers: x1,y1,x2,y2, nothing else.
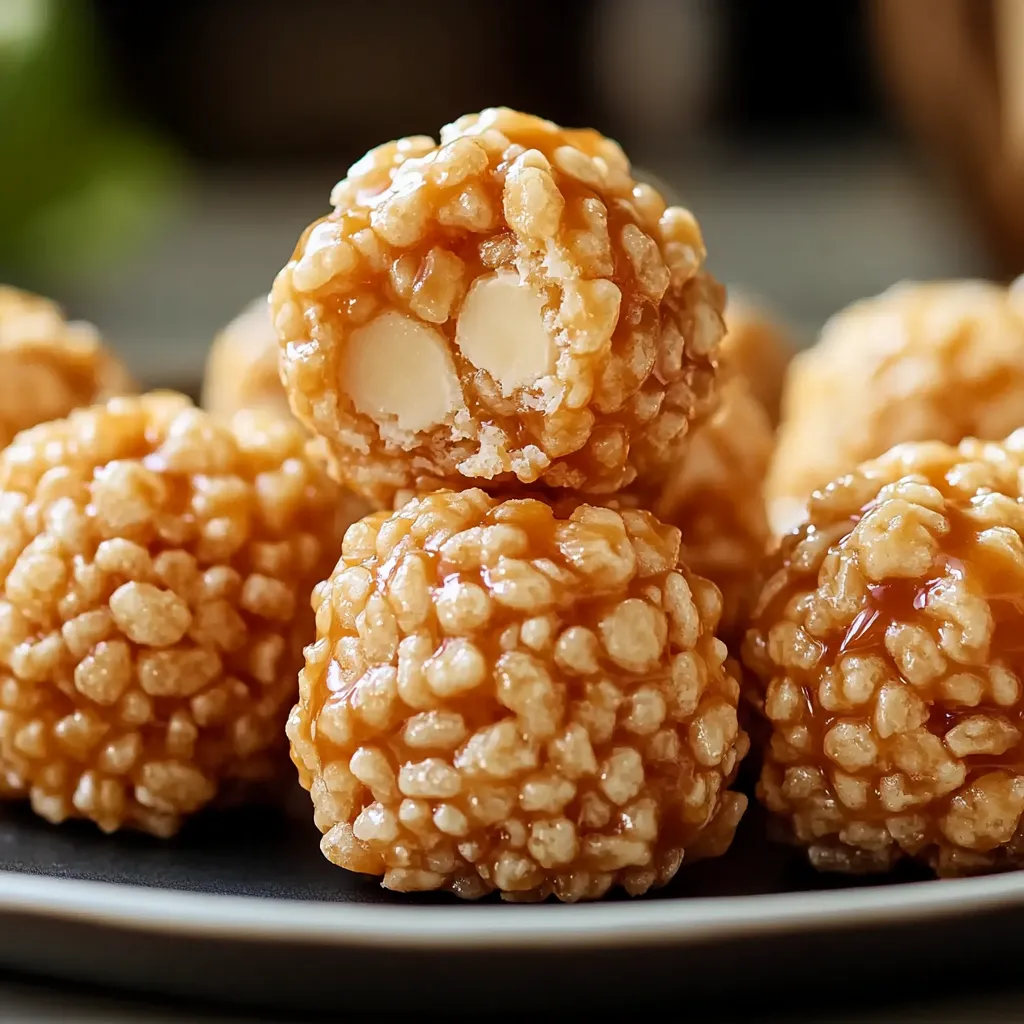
289,489,749,901
202,295,293,420
720,293,795,425
744,431,1024,876
0,286,135,450
0,393,355,837
768,279,1024,534
272,107,725,507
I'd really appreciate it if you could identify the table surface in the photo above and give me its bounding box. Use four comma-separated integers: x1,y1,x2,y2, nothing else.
1,141,1012,1021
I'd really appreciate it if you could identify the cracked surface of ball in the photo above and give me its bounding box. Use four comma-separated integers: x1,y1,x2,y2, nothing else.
645,376,773,639
289,489,748,901
0,393,351,836
720,294,795,425
744,433,1024,876
202,296,292,420
768,279,1024,533
272,107,725,507
0,286,135,450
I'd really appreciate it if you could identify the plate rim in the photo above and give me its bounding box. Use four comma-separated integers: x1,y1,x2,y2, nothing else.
0,868,1021,949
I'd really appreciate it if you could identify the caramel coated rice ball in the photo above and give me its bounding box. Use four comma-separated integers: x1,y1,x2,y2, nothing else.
720,294,795,425
289,489,749,901
272,107,725,507
744,432,1024,876
0,393,351,836
768,279,1024,534
202,295,292,420
0,286,135,450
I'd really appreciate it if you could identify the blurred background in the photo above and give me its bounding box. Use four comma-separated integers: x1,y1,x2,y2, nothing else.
1,0,1013,387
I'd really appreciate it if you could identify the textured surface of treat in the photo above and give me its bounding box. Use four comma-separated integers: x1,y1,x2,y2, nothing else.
768,279,1024,533
0,286,135,451
0,393,352,836
720,294,795,425
272,107,725,507
289,489,748,901
202,296,292,420
744,433,1024,875
647,376,773,638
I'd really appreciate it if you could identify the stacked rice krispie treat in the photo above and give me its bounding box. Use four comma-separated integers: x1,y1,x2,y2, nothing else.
266,108,770,901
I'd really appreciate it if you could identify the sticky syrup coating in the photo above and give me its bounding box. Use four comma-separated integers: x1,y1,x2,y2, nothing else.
0,393,355,836
272,107,725,508
744,432,1024,876
768,279,1024,534
288,489,749,901
720,293,795,425
0,286,135,450
202,295,293,420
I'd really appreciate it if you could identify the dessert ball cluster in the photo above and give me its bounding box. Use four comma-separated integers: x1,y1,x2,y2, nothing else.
272,107,726,508
768,279,1024,533
0,286,135,449
288,489,748,901
202,296,293,420
0,394,352,836
744,433,1024,875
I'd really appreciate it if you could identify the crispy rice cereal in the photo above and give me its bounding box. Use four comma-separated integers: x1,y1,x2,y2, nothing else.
768,279,1024,533
0,286,135,450
744,432,1024,875
202,295,293,420
0,393,354,836
272,107,725,507
289,489,748,901
720,294,795,425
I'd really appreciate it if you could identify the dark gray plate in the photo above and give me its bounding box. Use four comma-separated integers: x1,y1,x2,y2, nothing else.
2,792,1023,1015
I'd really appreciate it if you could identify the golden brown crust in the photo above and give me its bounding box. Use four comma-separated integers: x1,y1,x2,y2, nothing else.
272,108,725,508
288,489,748,901
0,393,356,836
768,280,1024,533
0,287,135,450
745,432,1024,875
202,296,293,420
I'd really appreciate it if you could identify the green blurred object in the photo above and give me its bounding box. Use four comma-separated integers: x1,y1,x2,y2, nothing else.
0,0,181,285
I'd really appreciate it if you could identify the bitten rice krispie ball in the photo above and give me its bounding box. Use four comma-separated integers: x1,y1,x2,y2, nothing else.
645,376,773,638
744,432,1024,876
289,489,749,901
720,294,795,425
0,286,135,450
768,279,1024,534
272,107,725,507
0,393,353,836
202,296,292,420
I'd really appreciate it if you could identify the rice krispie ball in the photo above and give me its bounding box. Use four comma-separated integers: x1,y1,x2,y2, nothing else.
646,376,773,638
720,294,795,425
744,432,1024,876
202,295,293,420
768,279,1024,534
0,393,354,836
289,489,749,901
0,286,135,450
272,107,726,507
